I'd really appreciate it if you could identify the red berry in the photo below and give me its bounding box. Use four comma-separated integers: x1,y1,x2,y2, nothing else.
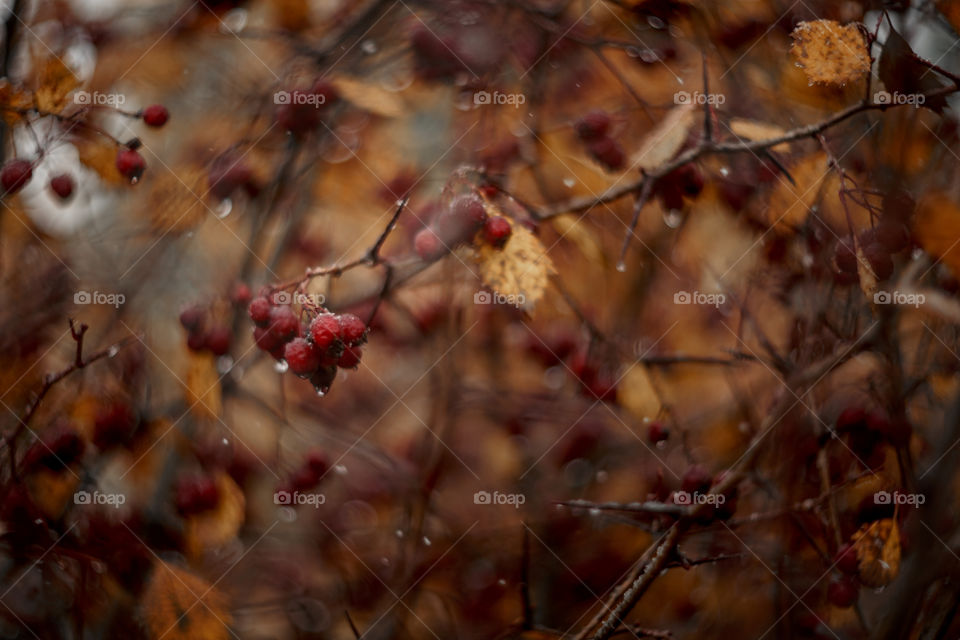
208,154,254,200
337,313,367,346
575,110,611,140
862,242,893,280
49,174,74,199
142,104,169,127
834,542,858,575
647,421,669,444
876,220,910,253
23,425,85,471
657,181,685,212
1,159,32,193
309,314,341,352
414,227,445,260
116,149,145,182
827,576,858,608
310,78,339,105
338,345,362,368
834,240,858,274
179,306,204,331
452,194,488,229
94,403,137,449
836,406,868,432
175,475,219,515
306,450,328,475
248,296,272,327
284,337,321,377
204,327,231,356
268,306,299,342
288,466,321,493
681,465,712,494
587,136,625,170
276,88,325,134
253,326,282,351
230,282,251,305
187,331,207,352
483,216,512,248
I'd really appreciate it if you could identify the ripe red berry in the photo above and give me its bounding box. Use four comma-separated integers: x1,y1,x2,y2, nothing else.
452,194,488,229
175,475,219,515
1,159,32,193
306,450,328,475
253,326,282,351
230,282,251,305
681,465,712,494
338,345,362,368
248,296,272,327
179,305,204,331
284,337,321,377
834,240,858,274
187,331,207,352
862,242,894,280
834,542,858,575
587,136,625,170
575,110,611,140
94,403,137,449
414,227,445,260
483,216,512,248
49,174,74,199
142,104,169,127
647,421,669,444
337,313,367,346
268,306,299,342
204,326,231,356
827,576,858,608
116,149,145,182
310,314,341,352
836,406,868,432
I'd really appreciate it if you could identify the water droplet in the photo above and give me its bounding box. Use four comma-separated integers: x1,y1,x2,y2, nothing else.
395,529,404,538
215,198,233,219
381,557,390,566
422,536,432,546
563,177,575,188
588,508,600,517
361,40,377,54
639,49,660,63
454,91,475,111
497,579,507,586
719,166,730,177
647,16,666,29
220,8,247,33
626,46,640,58
596,470,608,483
616,262,627,272
216,355,234,373
274,359,289,373
315,388,326,397
107,346,119,357
663,209,683,228
222,438,229,445
334,464,347,475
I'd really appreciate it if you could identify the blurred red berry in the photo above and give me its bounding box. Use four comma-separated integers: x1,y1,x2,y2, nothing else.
285,338,321,377
116,149,145,182
248,296,272,327
49,174,74,199
483,216,512,248
142,104,169,127
1,159,32,193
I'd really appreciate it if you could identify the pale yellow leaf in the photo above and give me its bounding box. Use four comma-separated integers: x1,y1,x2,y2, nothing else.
790,20,870,86
333,76,406,118
550,214,604,263
728,118,790,152
631,104,695,171
474,220,554,311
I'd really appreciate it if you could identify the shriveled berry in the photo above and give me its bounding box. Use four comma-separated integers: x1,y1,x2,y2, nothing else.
49,174,74,199
142,104,169,127
116,149,145,182
647,421,669,444
268,306,299,342
179,306,204,331
1,159,32,193
284,338,321,377
834,542,858,575
414,227,445,260
310,314,341,352
863,242,894,280
204,327,231,356
575,110,611,140
338,345,362,368
827,576,858,608
483,216,512,248
248,296,272,327
337,313,367,346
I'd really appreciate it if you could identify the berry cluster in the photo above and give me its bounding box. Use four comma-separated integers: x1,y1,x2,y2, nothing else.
575,110,625,171
526,329,618,403
276,450,328,500
179,288,249,356
413,192,511,260
654,162,705,211
248,293,367,395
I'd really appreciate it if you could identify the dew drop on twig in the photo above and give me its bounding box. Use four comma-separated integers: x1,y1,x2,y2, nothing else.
107,346,119,358
274,359,289,373
616,262,627,273
215,198,233,219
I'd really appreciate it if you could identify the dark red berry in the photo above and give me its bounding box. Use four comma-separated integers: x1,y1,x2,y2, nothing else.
187,331,207,352
1,159,32,193
337,313,367,346
863,242,894,280
208,155,254,200
288,466,321,493
657,181,685,212
827,576,858,608
834,542,858,575
268,306,299,342
253,326,282,351
23,425,85,471
587,136,625,170
175,475,219,515
204,327,231,356
647,421,669,444
248,296,272,327
309,314,341,352
230,282,251,305
284,338,321,377
179,306,204,331
306,450,328,475
142,104,169,127
575,110,611,140
876,220,910,253
452,194,488,229
681,465,712,494
338,345,362,368
836,406,868,432
49,174,74,199
834,240,858,274
414,227,444,260
310,78,339,105
116,149,145,182
483,216,512,248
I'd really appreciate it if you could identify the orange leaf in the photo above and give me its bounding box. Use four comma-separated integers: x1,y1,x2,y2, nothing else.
915,192,960,276
140,561,232,640
790,20,870,86
33,57,80,113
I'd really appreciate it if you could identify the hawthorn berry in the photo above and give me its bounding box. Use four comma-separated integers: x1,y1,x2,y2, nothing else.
827,576,858,608
285,338,321,377
306,450,328,476
94,403,137,449
179,305,205,331
310,314,341,352
175,475,219,515
248,296,273,327
414,227,445,260
338,345,362,369
204,326,232,356
647,421,669,444
833,240,858,275
575,110,611,141
230,282,251,305
338,313,367,346
483,216,512,248
452,194,488,229
834,542,858,575
1,159,32,193
187,331,207,352
586,136,625,171
253,326,282,351
268,306,299,342
142,104,169,127
876,220,910,253
862,242,893,280
49,174,74,199
116,149,146,182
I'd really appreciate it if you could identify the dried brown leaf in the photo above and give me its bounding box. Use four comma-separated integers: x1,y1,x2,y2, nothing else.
852,518,900,588
33,58,80,113
631,104,695,171
140,561,232,640
474,219,554,311
790,20,870,86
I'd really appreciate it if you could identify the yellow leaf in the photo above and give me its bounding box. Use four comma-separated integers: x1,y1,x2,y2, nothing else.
852,518,900,588
474,220,554,311
185,352,222,421
619,365,662,420
790,20,870,86
550,214,604,263
765,153,829,230
33,58,80,113
915,192,960,276
140,561,232,640
333,76,406,118
183,472,246,561
75,136,125,184
631,104,695,171
728,118,790,152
